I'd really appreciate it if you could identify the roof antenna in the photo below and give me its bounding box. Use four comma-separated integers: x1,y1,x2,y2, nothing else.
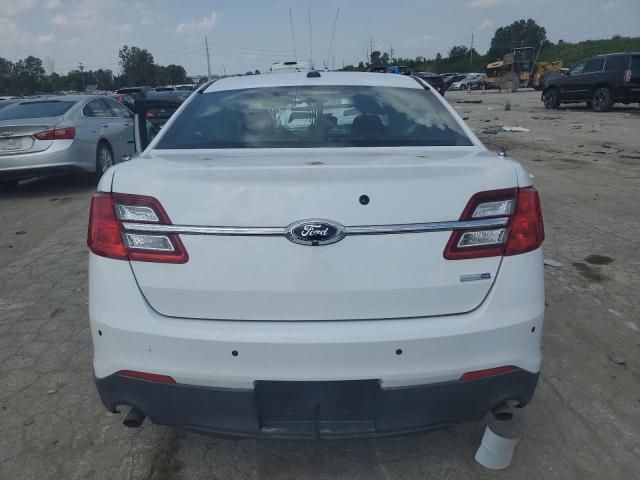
289,8,297,62
327,8,340,70
308,8,313,69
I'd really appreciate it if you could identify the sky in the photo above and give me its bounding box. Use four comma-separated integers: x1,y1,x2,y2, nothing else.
1,0,638,77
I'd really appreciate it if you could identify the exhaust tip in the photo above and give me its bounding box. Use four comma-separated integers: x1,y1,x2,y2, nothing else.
491,403,514,422
123,407,146,428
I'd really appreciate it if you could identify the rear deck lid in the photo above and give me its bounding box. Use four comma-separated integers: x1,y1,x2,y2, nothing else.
113,149,519,321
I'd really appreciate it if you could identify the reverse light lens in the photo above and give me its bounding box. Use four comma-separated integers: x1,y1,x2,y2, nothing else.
472,199,513,218
624,69,632,82
457,229,506,248
116,204,160,223
123,233,175,251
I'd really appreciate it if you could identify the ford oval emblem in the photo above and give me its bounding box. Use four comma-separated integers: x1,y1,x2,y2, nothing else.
285,219,346,246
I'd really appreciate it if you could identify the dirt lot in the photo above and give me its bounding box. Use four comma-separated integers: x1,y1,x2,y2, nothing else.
1,89,639,479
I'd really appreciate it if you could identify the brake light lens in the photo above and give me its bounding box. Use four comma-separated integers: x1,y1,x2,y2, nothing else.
87,192,188,263
34,127,76,140
623,69,632,83
444,187,544,260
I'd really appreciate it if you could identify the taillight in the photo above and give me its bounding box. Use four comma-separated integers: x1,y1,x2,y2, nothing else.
34,127,76,140
444,187,544,260
87,192,188,263
623,69,632,83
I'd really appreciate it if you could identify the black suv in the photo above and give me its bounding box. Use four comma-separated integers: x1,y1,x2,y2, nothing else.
542,53,640,112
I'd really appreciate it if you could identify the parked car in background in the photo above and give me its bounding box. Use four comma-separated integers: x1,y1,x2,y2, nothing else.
174,84,196,91
450,73,484,91
542,52,640,112
414,72,446,96
88,72,545,439
154,86,176,92
0,95,135,188
443,74,465,89
115,86,154,100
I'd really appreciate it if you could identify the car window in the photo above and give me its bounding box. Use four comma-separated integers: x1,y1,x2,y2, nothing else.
105,99,132,118
157,85,472,149
83,99,113,118
604,56,629,71
0,100,75,120
569,61,586,75
584,58,605,73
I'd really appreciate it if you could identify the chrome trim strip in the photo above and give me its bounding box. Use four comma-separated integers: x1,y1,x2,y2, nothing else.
122,223,285,235
345,217,508,234
122,217,508,236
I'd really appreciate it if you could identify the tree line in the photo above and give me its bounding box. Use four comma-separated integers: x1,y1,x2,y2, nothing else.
0,45,189,96
341,18,634,74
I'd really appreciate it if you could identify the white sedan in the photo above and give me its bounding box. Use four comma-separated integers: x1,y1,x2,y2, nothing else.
88,71,545,438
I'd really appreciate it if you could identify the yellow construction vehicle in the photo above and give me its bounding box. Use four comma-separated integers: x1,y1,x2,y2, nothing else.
484,47,563,92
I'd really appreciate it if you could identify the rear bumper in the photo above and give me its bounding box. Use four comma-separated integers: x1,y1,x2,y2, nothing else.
96,369,539,439
0,140,93,179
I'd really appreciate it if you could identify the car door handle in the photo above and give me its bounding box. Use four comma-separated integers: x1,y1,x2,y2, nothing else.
101,124,109,128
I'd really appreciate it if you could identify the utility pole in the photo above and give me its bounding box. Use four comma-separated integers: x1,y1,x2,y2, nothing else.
289,8,297,62
308,8,313,68
470,33,474,66
205,36,212,80
78,62,85,91
390,46,394,62
370,36,374,65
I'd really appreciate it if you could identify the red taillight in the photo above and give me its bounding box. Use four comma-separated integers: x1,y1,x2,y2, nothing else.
623,69,632,83
34,127,75,140
116,370,176,384
444,187,544,260
88,193,128,260
87,192,188,263
460,365,519,381
504,188,545,256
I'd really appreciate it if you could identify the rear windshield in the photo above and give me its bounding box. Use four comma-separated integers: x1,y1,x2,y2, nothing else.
0,100,75,120
157,85,472,149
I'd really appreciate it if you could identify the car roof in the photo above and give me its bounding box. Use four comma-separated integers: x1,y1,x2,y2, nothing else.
204,71,423,93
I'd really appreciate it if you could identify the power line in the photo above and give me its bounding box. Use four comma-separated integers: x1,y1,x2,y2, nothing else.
327,8,340,70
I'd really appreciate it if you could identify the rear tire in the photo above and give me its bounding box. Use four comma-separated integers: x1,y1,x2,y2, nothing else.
543,88,560,109
95,142,115,183
591,87,613,112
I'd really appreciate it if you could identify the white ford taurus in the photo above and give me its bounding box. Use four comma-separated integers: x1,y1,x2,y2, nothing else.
88,71,545,438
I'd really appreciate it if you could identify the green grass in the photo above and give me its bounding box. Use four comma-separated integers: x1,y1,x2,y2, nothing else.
539,36,640,67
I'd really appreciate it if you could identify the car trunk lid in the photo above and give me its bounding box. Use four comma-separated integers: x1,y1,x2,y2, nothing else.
113,148,518,321
0,117,63,155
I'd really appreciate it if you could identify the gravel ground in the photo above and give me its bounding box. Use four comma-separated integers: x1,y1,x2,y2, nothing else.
1,89,639,479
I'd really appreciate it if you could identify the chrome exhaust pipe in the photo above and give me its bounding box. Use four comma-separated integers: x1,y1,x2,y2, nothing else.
123,407,146,428
491,403,514,422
